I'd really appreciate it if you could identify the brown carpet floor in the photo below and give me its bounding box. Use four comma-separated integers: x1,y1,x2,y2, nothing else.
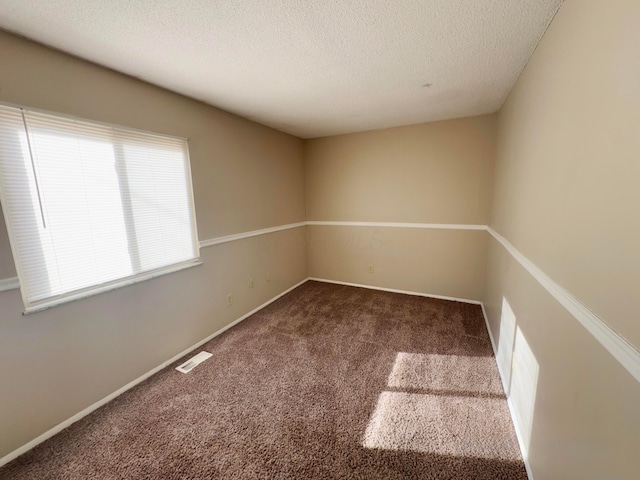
0,281,527,479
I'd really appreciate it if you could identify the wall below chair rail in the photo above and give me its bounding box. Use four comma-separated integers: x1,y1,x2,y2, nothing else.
307,224,487,301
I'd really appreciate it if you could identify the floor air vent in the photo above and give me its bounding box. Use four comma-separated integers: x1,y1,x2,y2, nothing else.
176,351,213,373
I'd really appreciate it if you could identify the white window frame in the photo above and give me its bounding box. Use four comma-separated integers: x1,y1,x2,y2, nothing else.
0,102,202,314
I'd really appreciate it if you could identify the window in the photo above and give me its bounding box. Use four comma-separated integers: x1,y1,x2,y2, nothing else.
0,104,200,313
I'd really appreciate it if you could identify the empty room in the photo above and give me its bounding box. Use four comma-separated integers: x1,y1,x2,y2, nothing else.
0,1,638,479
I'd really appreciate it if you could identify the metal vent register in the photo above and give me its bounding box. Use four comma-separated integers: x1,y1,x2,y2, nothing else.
175,351,212,373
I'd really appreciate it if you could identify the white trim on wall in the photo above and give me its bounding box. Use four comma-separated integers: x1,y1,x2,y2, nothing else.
306,220,487,230
0,276,19,292
198,222,306,248
0,220,478,292
487,227,640,384
0,223,308,293
0,277,309,469
2,219,638,384
308,221,640,384
311,221,640,385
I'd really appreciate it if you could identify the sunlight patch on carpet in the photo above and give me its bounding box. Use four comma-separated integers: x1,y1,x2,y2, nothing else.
363,351,522,460
362,391,521,460
387,352,504,396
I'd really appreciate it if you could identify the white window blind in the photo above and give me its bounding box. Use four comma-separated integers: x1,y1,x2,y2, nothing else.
0,104,200,313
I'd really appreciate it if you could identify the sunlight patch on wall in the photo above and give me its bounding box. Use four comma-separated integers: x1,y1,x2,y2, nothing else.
509,326,539,457
497,297,517,393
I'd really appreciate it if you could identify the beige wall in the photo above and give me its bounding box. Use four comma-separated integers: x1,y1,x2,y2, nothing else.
305,116,496,300
491,0,640,347
4,1,640,476
485,1,640,478
0,31,307,459
308,226,487,300
305,116,496,224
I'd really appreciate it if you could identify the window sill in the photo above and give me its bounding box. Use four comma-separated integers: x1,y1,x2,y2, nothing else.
23,259,203,315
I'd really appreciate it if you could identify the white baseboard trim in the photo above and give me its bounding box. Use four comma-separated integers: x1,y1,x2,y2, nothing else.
0,277,309,469
479,302,535,480
0,276,19,292
308,277,482,305
487,227,640,384
480,303,498,359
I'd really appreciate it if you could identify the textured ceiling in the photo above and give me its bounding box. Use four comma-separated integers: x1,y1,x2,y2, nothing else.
0,0,562,138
